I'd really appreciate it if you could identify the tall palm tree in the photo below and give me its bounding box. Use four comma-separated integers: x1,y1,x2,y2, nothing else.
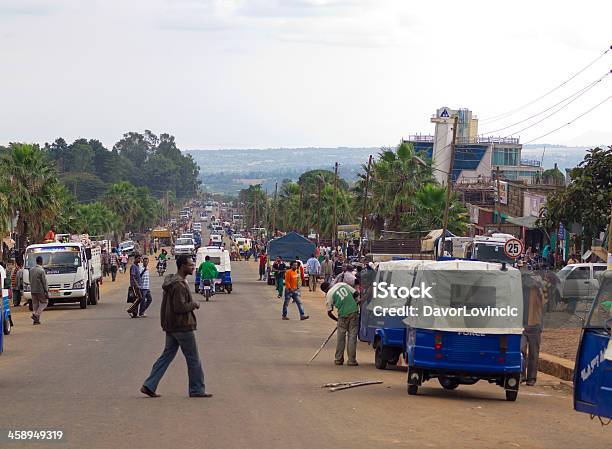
103,181,140,233
357,142,434,233
75,202,120,236
0,143,63,241
404,184,469,235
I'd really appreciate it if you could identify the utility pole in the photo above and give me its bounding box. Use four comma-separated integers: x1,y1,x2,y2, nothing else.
608,203,612,269
332,162,339,249
253,189,258,230
317,177,322,246
359,155,373,255
495,166,502,227
272,182,278,238
440,116,458,256
298,185,304,235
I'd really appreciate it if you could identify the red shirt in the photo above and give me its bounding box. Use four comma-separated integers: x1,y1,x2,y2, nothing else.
258,255,267,266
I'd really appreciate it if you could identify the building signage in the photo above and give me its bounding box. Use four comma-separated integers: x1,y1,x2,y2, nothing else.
523,193,546,217
494,181,508,205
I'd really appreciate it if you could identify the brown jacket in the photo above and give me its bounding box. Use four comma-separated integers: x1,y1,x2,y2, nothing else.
160,274,198,333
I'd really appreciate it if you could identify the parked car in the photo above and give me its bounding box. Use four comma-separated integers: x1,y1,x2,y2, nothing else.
550,263,608,312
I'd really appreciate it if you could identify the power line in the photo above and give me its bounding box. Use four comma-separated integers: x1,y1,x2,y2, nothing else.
481,70,611,136
523,96,612,144
480,44,612,124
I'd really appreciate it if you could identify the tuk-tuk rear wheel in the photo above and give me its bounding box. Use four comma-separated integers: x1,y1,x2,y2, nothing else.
374,345,387,370
407,384,418,395
505,390,518,401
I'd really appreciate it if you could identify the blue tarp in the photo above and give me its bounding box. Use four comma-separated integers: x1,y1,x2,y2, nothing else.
267,232,316,262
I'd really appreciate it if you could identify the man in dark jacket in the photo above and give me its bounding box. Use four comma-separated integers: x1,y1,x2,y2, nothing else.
141,255,212,398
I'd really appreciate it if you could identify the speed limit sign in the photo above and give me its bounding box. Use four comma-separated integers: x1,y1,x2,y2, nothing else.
503,238,524,259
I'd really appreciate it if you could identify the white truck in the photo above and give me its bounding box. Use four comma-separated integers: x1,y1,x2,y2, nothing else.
22,242,102,309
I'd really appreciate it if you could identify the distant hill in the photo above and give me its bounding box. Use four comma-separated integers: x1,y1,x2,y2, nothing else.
521,145,592,172
186,147,378,194
187,144,599,195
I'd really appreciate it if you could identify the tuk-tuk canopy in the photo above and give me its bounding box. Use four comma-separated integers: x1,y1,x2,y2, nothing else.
196,247,231,273
406,260,524,333
362,259,524,334
267,232,315,263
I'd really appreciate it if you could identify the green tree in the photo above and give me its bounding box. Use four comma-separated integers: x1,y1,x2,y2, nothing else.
542,166,565,186
540,147,612,244
403,184,469,235
60,172,107,203
239,185,267,229
75,202,120,236
357,142,434,233
0,143,64,241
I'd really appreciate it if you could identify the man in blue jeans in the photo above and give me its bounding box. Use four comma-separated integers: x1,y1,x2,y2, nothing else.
140,255,212,398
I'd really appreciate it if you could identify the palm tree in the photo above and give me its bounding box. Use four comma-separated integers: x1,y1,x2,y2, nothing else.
357,142,434,233
404,184,469,235
103,181,140,233
75,202,120,236
0,143,63,241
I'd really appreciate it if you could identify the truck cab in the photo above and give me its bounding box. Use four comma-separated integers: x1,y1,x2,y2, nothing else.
22,242,102,309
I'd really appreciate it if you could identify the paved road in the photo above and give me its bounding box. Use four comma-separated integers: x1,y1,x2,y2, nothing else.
1,259,608,449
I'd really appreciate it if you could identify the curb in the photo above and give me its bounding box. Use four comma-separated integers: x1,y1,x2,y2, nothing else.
538,352,575,382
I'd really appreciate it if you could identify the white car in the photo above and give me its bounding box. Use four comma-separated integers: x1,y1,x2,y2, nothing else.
210,234,223,246
173,238,196,256
119,240,135,256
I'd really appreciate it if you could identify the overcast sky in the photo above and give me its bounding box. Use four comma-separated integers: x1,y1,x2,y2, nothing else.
1,0,611,150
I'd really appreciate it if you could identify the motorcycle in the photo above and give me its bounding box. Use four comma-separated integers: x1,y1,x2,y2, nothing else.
156,259,167,276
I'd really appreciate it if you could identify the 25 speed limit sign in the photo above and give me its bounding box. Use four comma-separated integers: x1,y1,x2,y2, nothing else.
503,238,524,259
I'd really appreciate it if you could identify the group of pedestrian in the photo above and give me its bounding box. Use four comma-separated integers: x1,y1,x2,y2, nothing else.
126,254,154,318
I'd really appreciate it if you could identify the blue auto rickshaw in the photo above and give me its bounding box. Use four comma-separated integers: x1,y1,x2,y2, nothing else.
359,260,432,369
194,246,233,294
404,260,523,401
0,264,12,336
574,269,612,421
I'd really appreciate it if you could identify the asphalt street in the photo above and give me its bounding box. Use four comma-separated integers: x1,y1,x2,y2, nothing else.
1,258,608,449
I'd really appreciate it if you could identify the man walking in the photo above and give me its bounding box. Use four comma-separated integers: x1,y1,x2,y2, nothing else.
521,273,546,386
321,281,361,366
29,256,48,325
321,255,334,285
11,260,24,307
305,253,321,292
101,249,110,278
258,252,267,281
127,254,143,318
138,256,153,317
109,248,119,282
272,256,286,299
140,255,211,398
282,261,309,321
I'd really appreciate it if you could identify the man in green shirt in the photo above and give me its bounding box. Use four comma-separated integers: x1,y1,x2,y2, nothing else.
198,256,218,295
321,281,361,366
